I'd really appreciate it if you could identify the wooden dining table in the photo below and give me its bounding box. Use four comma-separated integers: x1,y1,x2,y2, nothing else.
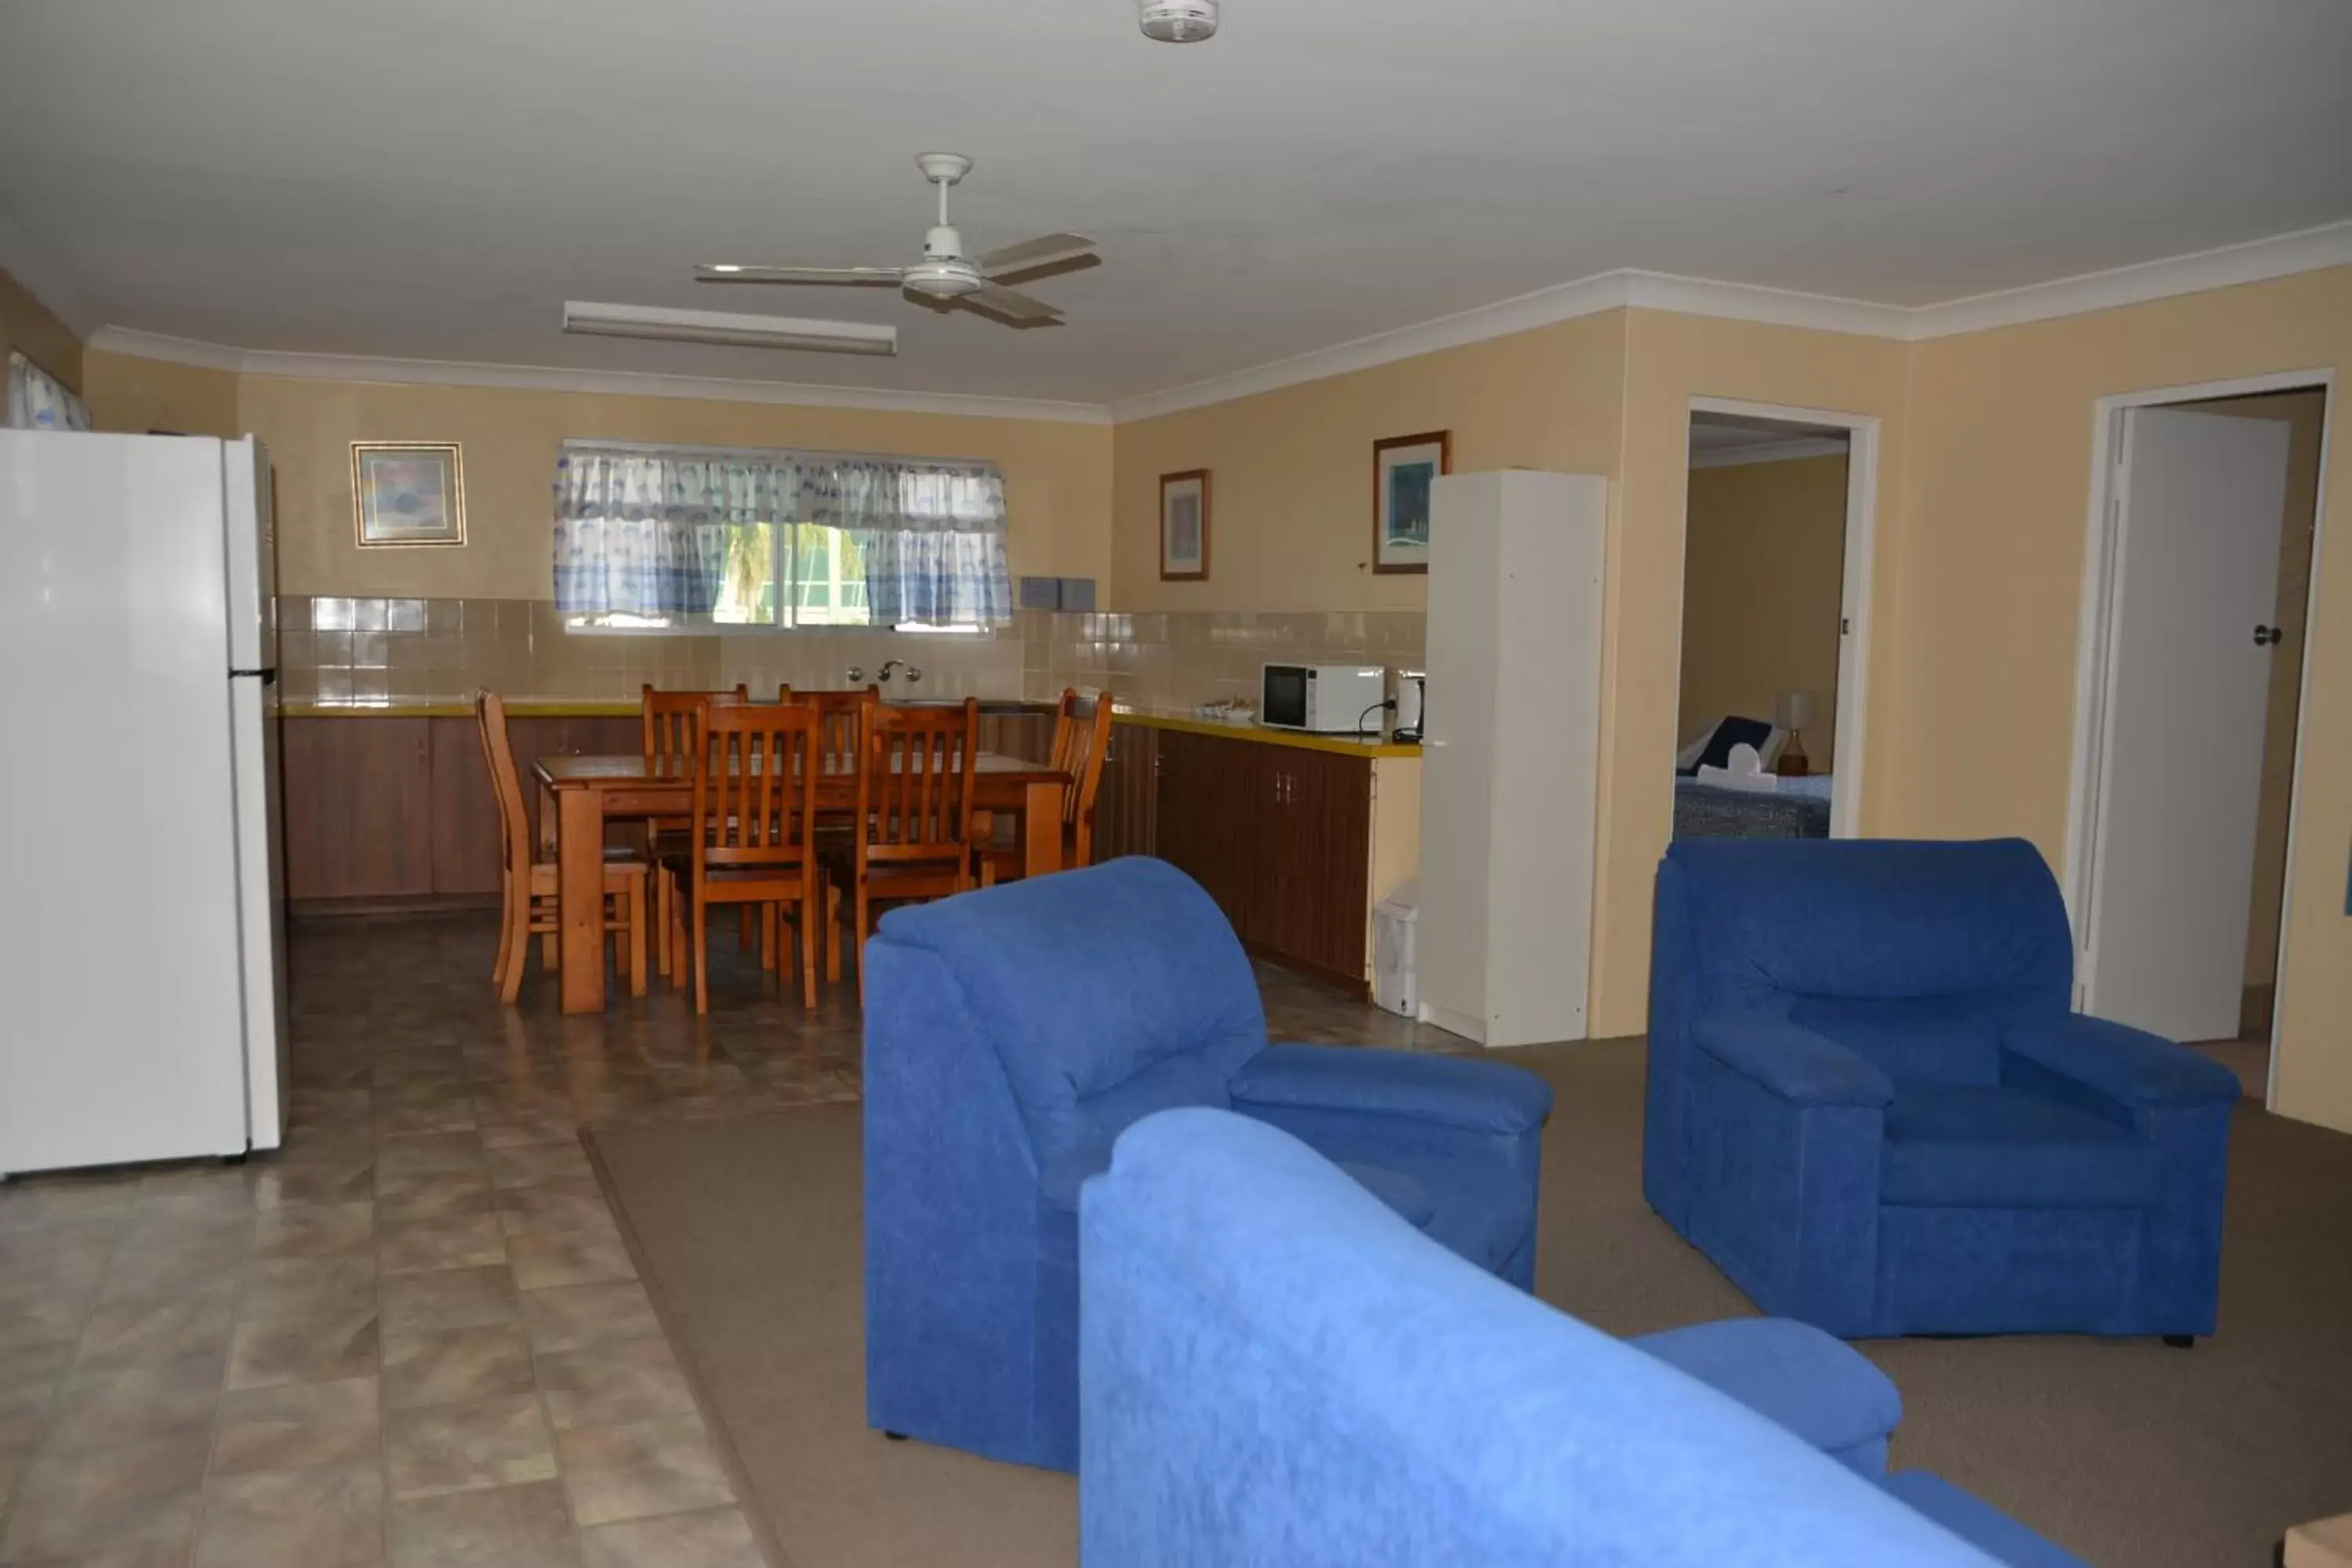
532,751,1075,1014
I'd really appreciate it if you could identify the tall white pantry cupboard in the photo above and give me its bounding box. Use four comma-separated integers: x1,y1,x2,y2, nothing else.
1415,470,1606,1048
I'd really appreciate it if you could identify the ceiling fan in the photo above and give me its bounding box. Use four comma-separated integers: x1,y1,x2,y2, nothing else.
698,154,1095,325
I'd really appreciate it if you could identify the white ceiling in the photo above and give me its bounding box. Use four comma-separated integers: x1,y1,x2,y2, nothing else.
3,0,2348,408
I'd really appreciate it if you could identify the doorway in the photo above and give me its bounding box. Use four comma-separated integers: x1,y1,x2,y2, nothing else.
2066,376,2332,1101
1672,399,1878,842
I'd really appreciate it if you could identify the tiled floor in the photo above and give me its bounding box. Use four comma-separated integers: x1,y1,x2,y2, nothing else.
0,910,1426,1566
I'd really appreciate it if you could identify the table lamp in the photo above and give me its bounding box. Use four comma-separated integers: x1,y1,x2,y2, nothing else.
1776,690,1817,777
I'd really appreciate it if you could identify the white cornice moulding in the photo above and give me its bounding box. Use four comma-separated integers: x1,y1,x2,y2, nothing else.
1688,435,1851,470
82,327,1113,426
81,216,2352,427
1907,218,2352,339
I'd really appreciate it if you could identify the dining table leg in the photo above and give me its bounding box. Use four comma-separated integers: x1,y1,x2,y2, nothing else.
556,786,608,1014
1019,780,1065,880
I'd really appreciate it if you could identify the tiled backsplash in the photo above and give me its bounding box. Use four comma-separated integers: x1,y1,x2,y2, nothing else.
277,597,1425,713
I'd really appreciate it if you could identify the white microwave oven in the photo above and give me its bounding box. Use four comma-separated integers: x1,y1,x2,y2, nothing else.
1261,663,1387,733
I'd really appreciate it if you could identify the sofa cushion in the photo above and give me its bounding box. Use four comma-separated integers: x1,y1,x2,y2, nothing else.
1881,1087,2158,1209
1335,1161,1436,1229
1791,994,2017,1088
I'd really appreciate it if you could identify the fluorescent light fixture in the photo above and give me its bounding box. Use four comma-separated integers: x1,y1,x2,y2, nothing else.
561,300,897,356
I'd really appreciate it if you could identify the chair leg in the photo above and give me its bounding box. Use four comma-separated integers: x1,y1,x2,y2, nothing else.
739,905,755,953
652,870,670,982
692,899,710,1016
491,869,516,989
626,879,647,998
499,899,531,1007
855,887,870,1005
760,905,777,973
798,897,818,1011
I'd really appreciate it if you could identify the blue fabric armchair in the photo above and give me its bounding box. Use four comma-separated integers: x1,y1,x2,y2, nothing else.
1083,1109,2085,1566
862,856,1552,1472
1646,837,2238,1339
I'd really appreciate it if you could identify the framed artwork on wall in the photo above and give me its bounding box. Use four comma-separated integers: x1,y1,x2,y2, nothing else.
351,441,467,548
1371,430,1450,574
1160,468,1210,581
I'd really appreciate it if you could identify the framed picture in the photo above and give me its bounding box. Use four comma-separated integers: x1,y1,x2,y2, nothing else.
351,441,466,548
1160,468,1210,581
1371,430,1450,574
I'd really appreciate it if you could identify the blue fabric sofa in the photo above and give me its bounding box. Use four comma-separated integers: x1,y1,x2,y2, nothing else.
1082,1109,2086,1566
862,856,1553,1472
1646,837,2238,1339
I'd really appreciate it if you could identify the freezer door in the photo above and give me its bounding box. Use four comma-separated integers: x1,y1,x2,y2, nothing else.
0,432,252,1173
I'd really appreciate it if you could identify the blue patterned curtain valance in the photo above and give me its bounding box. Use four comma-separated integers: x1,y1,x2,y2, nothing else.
552,441,1009,624
5,351,92,431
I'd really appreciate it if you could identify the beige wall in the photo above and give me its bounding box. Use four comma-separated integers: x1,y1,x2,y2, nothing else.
82,347,241,437
1595,311,1913,1036
229,375,1111,600
1109,314,1630,612
0,264,82,394
1678,452,1849,772
2172,390,2326,999
1892,265,2352,1132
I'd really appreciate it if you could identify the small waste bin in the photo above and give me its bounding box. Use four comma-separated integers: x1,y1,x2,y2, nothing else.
1372,880,1420,1019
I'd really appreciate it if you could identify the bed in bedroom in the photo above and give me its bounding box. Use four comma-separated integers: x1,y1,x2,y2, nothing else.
1673,772,1832,839
1671,712,1834,840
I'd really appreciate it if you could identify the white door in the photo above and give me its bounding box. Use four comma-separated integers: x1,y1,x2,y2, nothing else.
2084,408,2292,1041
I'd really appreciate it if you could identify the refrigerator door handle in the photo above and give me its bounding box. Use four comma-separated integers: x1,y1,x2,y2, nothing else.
229,666,278,683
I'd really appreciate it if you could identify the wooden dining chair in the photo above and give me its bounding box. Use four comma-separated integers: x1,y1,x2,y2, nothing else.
833,697,981,994
641,684,749,979
978,688,1116,886
477,690,647,1005
666,699,826,1014
778,684,882,769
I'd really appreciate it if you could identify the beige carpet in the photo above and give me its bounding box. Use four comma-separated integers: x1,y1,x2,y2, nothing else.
584,1040,2352,1568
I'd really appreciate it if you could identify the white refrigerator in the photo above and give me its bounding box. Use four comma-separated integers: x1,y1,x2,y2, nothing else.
0,431,289,1174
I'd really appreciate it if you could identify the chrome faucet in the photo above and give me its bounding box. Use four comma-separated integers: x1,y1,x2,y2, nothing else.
877,659,922,685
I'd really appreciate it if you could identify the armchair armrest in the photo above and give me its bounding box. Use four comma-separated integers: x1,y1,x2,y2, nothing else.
1229,1044,1552,1136
2001,1014,2240,1109
1691,1013,1894,1109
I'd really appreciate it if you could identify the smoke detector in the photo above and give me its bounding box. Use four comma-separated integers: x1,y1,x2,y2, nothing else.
1138,0,1218,42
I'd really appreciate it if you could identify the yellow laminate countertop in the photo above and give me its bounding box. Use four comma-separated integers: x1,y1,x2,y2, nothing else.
281,701,641,720
1111,709,1421,759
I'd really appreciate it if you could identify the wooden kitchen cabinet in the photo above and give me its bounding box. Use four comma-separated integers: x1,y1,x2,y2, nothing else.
1092,720,1158,863
280,717,436,900
282,713,639,907
1149,726,1377,991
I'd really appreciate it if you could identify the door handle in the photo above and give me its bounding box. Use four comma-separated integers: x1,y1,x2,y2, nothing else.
2254,624,2283,647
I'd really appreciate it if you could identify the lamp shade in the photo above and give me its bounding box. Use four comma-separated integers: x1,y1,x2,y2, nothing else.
1776,690,1817,731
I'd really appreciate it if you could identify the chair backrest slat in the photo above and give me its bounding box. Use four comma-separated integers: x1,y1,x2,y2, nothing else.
694,701,820,872
643,684,750,778
1065,690,1118,863
475,690,532,881
858,698,978,872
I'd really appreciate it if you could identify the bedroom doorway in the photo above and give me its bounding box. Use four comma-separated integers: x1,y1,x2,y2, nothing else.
2066,375,2332,1099
1671,400,1878,843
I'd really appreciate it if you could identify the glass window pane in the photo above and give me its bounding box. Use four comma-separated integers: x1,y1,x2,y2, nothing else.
711,523,779,626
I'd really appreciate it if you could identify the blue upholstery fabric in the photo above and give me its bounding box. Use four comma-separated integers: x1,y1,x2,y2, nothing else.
1629,1317,1903,1476
1880,1472,2091,1568
1646,838,2236,1339
1083,1109,2078,1567
862,856,1553,1471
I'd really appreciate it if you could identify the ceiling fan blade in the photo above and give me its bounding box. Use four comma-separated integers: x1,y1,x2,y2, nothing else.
696,264,906,285
975,233,1096,277
962,283,1063,324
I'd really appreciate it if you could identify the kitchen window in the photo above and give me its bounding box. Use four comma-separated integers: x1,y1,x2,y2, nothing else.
554,439,1009,632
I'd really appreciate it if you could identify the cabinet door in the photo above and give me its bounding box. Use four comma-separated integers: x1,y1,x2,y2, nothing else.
429,717,503,896
1156,730,1255,933
1092,722,1158,862
1300,751,1373,981
281,718,436,899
